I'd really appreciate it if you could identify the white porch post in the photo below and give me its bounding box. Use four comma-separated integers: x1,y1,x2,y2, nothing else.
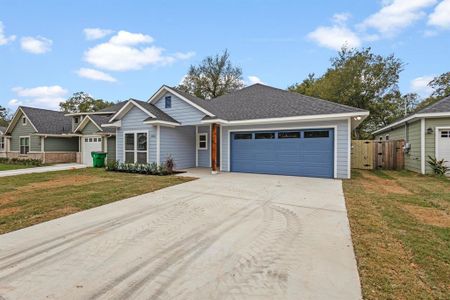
421,118,426,174
195,125,198,167
156,125,160,165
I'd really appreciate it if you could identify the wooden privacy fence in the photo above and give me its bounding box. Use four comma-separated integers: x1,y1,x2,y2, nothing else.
352,140,405,170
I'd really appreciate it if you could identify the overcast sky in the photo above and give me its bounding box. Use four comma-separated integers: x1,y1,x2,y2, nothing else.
1,0,449,110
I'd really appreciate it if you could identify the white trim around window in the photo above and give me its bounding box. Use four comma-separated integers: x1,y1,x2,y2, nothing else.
19,136,30,155
123,131,149,164
197,133,208,150
435,126,450,162
0,136,5,152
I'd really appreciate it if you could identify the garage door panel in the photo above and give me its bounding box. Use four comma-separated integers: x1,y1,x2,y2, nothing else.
231,129,334,178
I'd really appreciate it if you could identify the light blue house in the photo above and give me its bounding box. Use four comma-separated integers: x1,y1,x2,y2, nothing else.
103,84,369,179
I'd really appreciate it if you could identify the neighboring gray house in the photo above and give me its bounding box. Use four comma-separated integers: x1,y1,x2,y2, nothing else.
2,104,124,164
105,84,369,179
373,95,450,174
0,126,6,154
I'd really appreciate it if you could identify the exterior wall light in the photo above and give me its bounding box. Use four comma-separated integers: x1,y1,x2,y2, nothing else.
427,127,433,134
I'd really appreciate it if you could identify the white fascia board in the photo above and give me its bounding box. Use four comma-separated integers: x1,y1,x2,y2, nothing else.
6,107,39,134
73,115,102,133
142,120,180,127
148,85,215,117
109,100,156,122
373,112,450,135
101,120,121,127
64,111,115,117
33,133,82,137
202,111,369,126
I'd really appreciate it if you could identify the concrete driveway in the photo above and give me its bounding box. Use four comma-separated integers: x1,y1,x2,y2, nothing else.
0,170,361,300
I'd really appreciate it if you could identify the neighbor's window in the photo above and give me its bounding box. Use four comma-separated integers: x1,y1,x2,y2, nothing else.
255,132,275,139
0,137,4,151
124,132,147,164
22,117,27,125
198,133,207,150
278,131,300,139
385,135,390,141
304,131,329,138
234,133,253,140
441,130,450,138
20,137,29,154
165,96,172,108
74,117,79,124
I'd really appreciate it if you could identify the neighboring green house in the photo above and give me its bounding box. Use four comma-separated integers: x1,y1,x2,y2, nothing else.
373,96,450,174
3,104,124,164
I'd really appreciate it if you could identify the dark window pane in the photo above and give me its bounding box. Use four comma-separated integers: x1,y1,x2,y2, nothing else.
255,132,275,139
137,152,147,164
125,133,134,150
199,134,206,142
125,152,134,163
165,96,172,108
234,133,252,140
278,132,300,139
137,133,147,150
304,131,329,138
199,141,207,149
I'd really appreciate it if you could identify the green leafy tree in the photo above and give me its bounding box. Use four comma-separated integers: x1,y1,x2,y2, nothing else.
415,72,450,111
0,106,9,127
59,92,114,113
178,50,244,99
289,47,411,138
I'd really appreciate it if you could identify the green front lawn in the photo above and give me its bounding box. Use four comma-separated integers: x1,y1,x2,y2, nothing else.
0,168,194,234
344,170,449,299
0,163,40,171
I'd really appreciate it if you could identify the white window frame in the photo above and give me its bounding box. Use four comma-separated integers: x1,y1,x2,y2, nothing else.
197,133,208,150
22,116,27,126
123,131,148,164
385,134,390,141
19,136,30,155
0,136,5,152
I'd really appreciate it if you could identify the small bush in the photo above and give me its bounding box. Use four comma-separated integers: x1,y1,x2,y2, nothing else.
105,160,175,176
0,158,43,166
427,155,449,176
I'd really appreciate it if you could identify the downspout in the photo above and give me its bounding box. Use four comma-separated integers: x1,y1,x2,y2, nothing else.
421,118,426,174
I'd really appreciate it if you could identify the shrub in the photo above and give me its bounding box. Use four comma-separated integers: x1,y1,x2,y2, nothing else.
427,155,449,176
105,160,175,176
0,158,43,166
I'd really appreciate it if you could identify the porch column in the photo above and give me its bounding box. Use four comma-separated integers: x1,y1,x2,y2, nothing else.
211,123,218,174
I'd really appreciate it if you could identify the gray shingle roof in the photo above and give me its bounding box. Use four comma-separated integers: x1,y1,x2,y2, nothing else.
131,99,179,124
88,115,116,133
416,95,450,114
97,101,127,113
21,106,72,134
199,84,367,121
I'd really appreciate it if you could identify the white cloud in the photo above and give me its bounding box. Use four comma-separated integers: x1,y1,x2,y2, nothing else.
308,13,361,50
20,36,52,54
83,28,114,40
109,30,153,45
360,0,437,36
248,76,264,85
428,0,450,29
10,85,68,110
84,30,195,71
410,75,435,97
76,68,117,82
0,21,16,45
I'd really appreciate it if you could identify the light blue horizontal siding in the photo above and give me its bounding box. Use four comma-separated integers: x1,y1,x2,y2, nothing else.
220,119,350,179
154,92,206,125
116,106,155,163
197,125,210,167
160,126,196,169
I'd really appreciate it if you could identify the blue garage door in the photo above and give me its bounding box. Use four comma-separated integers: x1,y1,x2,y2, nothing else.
231,129,334,178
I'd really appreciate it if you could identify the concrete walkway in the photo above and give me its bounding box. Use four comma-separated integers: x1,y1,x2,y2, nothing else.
0,171,361,299
0,163,87,177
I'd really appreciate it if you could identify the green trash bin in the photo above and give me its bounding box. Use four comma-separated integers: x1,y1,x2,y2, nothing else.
91,151,107,168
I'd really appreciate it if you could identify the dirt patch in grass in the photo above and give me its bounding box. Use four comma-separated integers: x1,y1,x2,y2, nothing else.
0,175,109,206
0,168,194,234
401,204,450,228
360,171,412,195
344,170,449,299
